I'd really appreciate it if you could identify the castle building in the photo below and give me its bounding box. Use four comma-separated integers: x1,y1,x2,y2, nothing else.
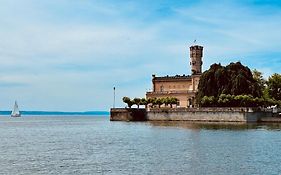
146,45,203,107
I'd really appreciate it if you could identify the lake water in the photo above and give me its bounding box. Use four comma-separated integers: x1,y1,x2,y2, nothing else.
1,116,281,175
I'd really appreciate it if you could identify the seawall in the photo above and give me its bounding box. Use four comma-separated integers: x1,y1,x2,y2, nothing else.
147,108,271,122
111,107,274,123
110,108,146,121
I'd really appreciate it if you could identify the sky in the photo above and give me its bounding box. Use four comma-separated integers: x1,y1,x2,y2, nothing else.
0,0,281,111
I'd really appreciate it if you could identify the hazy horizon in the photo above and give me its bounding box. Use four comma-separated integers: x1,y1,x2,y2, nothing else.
1,0,281,111
0,110,110,116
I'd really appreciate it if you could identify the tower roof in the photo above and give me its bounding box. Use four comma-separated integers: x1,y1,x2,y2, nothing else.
190,45,203,50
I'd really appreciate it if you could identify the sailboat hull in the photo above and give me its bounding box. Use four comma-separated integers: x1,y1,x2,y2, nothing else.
11,114,21,117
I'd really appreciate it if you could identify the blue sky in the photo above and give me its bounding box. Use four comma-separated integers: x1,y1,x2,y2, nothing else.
0,0,281,111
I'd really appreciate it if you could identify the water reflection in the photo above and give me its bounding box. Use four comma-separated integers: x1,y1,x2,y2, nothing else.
148,121,281,131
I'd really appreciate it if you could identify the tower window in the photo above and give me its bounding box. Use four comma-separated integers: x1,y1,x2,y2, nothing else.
160,85,164,92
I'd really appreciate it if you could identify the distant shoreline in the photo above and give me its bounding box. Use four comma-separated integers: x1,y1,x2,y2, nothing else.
0,111,109,116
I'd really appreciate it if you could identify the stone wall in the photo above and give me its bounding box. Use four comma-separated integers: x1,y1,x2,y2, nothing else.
110,107,273,123
110,108,146,121
146,108,271,122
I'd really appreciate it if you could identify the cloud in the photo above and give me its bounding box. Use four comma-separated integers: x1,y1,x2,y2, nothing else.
0,0,280,110
0,82,28,88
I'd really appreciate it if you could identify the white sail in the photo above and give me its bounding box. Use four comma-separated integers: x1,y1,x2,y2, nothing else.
11,101,21,117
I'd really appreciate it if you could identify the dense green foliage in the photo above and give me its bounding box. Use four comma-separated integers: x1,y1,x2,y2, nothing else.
252,69,266,92
122,97,178,108
200,94,281,107
267,73,281,101
197,62,281,107
149,97,179,108
197,62,262,104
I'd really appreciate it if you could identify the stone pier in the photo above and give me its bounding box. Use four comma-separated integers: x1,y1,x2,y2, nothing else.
110,107,274,123
110,108,146,121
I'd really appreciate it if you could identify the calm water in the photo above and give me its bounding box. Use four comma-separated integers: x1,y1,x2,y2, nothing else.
1,116,281,175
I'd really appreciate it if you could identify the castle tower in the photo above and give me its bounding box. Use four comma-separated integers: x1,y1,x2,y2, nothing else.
190,45,203,74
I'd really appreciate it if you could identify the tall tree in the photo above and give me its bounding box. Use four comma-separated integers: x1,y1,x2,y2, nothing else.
252,69,266,92
196,62,262,103
267,73,281,101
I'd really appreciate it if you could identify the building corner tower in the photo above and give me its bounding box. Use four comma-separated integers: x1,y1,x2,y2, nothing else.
190,45,203,75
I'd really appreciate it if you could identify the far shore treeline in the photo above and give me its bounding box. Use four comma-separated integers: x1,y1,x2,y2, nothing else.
122,62,281,108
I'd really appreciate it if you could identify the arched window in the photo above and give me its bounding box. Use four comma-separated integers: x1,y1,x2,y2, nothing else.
188,98,192,107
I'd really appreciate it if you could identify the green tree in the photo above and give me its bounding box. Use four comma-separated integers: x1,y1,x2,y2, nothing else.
155,98,164,108
252,69,266,92
133,98,141,108
267,73,281,100
196,62,262,104
147,98,158,108
163,97,171,107
140,98,148,108
122,97,133,108
147,98,155,108
170,97,178,108
262,87,270,100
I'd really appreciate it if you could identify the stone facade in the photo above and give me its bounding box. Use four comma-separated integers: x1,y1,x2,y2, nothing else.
146,44,203,107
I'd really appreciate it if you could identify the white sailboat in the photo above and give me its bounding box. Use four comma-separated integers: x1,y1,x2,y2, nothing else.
11,101,21,117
